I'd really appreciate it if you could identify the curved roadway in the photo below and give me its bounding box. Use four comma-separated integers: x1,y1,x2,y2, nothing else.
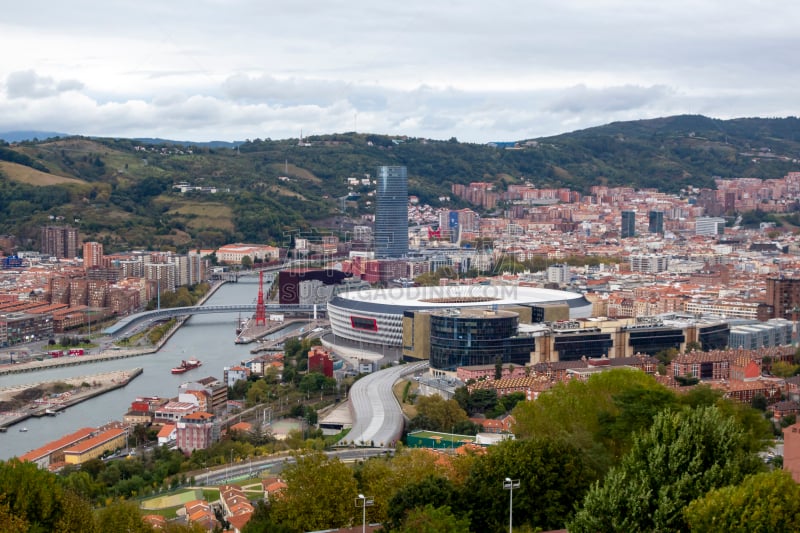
340,361,428,447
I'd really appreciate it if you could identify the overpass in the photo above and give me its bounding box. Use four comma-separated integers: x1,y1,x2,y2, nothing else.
103,304,324,337
340,361,428,448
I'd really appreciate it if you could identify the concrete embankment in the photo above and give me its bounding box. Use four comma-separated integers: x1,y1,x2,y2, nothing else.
0,282,228,377
0,368,143,431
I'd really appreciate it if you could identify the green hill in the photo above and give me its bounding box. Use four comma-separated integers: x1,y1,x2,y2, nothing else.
1,115,799,253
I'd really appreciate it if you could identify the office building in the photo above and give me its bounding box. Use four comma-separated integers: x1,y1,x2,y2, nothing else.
428,309,535,372
648,211,664,234
621,210,636,238
41,225,79,259
374,166,408,258
696,217,725,236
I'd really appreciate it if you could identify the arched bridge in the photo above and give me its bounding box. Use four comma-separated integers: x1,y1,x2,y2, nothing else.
103,304,324,337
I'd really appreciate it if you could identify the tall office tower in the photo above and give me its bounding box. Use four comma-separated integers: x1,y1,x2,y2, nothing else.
648,211,664,234
621,210,636,238
83,241,104,269
41,225,79,259
374,165,408,258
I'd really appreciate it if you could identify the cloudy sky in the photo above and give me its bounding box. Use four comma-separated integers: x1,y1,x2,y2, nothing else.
1,1,798,143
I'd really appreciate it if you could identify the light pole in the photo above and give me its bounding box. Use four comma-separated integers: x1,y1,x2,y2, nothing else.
355,494,373,533
503,477,520,533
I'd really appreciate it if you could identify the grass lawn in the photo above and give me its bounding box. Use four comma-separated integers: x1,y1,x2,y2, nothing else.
202,489,220,502
162,199,235,231
139,504,184,518
140,489,202,510
393,379,418,419
0,161,88,186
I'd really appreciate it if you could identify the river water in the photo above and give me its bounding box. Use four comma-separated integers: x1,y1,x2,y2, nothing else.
0,278,304,460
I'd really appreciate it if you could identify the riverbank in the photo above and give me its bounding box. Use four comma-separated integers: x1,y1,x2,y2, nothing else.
0,281,230,377
0,368,143,431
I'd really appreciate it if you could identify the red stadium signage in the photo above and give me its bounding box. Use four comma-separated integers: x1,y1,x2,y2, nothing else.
350,316,378,331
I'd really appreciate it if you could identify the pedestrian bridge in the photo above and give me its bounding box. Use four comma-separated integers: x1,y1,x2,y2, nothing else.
103,304,324,337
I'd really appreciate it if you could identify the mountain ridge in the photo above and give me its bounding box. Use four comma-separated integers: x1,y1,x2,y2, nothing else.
1,114,798,253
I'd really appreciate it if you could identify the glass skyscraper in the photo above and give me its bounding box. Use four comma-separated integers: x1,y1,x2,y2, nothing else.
374,165,408,258
621,210,636,238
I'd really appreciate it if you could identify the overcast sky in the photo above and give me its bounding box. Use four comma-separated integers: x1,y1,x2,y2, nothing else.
1,1,798,143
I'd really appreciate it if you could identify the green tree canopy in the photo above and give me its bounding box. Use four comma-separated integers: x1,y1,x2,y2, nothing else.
395,504,470,533
271,452,358,531
408,394,469,433
684,470,800,532
386,475,462,531
569,406,764,533
512,368,672,472
464,437,594,532
0,459,95,533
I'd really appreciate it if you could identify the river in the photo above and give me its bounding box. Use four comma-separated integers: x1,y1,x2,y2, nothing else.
0,278,305,460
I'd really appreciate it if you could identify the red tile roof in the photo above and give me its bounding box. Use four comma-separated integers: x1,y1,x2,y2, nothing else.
63,428,125,454
18,427,95,462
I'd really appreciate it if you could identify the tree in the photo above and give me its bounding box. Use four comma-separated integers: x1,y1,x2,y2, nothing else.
242,501,293,533
751,393,768,411
772,360,798,378
409,395,468,432
464,438,594,532
512,368,671,473
246,379,269,406
685,341,703,352
685,470,800,532
95,500,151,533
0,458,95,533
357,449,448,525
395,504,470,533
598,385,679,458
466,388,498,415
386,476,461,530
271,452,358,531
0,498,28,533
240,255,253,269
569,406,763,533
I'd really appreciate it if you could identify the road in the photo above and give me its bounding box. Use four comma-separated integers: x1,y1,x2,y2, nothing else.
339,361,428,448
195,448,393,485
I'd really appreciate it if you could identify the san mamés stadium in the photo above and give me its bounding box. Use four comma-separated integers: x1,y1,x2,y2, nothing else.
327,285,592,348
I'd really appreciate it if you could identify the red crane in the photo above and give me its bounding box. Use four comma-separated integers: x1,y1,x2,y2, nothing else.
255,271,267,326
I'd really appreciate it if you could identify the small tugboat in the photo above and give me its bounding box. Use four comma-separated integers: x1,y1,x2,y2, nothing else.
171,358,202,374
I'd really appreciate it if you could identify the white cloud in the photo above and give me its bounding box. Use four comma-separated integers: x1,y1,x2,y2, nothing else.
0,1,799,142
5,70,84,99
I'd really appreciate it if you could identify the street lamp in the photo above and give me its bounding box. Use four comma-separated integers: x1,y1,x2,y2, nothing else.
503,477,520,533
355,494,373,533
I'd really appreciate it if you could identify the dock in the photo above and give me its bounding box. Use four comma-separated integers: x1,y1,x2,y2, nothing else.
235,317,309,345
0,349,154,376
0,368,143,431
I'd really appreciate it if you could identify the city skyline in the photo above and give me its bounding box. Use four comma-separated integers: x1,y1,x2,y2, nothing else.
1,1,799,143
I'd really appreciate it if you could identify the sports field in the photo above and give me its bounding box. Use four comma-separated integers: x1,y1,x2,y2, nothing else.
140,489,203,510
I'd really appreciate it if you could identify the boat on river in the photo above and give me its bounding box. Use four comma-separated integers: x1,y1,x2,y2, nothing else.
171,358,202,374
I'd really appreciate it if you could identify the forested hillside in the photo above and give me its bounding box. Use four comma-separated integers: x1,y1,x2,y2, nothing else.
1,115,799,253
